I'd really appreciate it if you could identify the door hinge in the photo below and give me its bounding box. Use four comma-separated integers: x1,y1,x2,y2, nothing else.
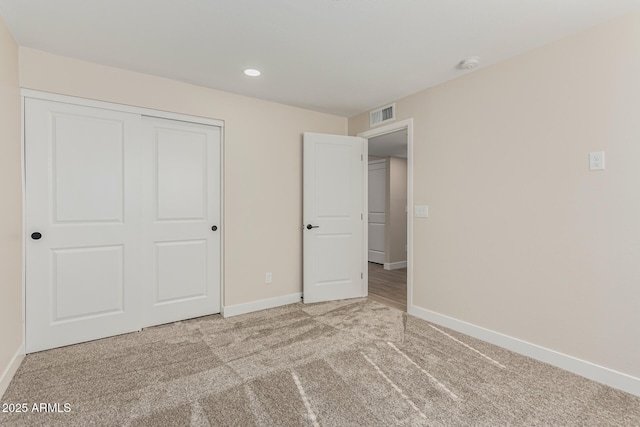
361,272,363,279
361,213,363,220
361,154,363,161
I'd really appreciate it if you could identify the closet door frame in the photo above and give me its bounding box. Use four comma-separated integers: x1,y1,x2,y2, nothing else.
21,89,225,351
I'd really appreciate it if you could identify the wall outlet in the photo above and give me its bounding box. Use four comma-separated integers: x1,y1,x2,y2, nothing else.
589,151,605,171
265,272,272,284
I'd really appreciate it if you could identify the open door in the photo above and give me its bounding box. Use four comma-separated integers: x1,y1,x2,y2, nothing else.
303,132,365,304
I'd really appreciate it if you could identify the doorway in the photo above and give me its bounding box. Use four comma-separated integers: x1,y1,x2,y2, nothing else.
359,120,413,313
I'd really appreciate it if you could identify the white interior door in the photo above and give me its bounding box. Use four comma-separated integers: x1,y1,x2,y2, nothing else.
141,117,221,327
25,98,143,353
368,160,386,264
303,132,364,304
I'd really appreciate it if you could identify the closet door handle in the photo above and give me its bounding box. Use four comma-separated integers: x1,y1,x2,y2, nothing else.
31,232,42,240
211,225,218,231
306,224,319,230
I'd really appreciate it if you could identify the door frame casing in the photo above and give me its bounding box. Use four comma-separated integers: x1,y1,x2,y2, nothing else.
357,118,414,311
20,89,226,352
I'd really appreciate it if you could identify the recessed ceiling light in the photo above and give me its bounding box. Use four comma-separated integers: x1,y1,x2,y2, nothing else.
244,68,261,77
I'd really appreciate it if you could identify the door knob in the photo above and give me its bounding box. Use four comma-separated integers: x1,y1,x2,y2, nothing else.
306,224,319,230
31,232,42,240
211,225,218,231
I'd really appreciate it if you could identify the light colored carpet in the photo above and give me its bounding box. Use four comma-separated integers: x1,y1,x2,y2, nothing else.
1,298,639,426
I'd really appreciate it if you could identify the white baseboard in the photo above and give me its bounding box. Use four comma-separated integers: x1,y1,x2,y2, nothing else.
408,304,640,397
384,261,407,270
0,343,24,399
223,293,302,318
368,253,384,265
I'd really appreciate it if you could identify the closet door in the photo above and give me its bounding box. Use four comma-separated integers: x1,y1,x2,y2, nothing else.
141,117,221,327
25,98,143,353
368,160,386,264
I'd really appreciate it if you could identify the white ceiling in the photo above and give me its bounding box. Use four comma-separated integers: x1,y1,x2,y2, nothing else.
369,130,407,159
1,0,639,117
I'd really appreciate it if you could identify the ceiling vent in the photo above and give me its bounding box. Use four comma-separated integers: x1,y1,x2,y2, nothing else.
370,103,395,127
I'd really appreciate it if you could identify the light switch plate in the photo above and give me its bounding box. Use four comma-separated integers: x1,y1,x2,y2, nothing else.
589,151,605,171
415,205,429,218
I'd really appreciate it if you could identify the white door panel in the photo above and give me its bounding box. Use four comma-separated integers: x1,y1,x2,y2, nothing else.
53,115,124,223
53,245,125,320
156,128,207,220
303,132,364,304
155,240,207,303
25,98,143,353
142,118,221,327
369,213,385,223
368,161,386,264
368,224,385,251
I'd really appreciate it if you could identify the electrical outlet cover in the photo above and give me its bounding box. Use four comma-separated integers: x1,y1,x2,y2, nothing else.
589,151,605,171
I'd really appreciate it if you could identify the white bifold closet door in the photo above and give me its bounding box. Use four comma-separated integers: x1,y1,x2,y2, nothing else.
25,97,221,353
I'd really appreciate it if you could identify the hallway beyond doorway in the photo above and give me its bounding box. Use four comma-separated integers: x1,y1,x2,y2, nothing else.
368,262,407,311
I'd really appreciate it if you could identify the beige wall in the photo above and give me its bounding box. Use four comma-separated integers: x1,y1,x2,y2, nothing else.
19,47,347,307
350,12,640,378
0,17,23,386
386,157,407,264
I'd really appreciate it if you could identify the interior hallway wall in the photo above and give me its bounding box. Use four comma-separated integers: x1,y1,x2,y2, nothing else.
386,157,407,265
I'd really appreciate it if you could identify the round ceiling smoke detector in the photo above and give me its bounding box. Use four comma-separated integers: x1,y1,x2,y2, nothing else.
459,57,480,70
